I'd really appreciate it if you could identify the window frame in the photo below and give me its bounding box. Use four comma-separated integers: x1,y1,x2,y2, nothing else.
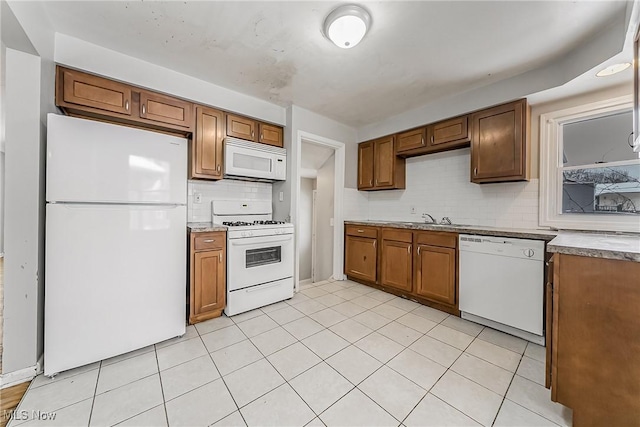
539,94,640,232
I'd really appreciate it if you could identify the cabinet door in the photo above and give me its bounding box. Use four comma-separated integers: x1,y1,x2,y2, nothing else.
471,100,527,183
415,244,456,305
194,249,225,315
358,142,375,190
258,123,284,147
381,240,413,293
345,235,377,283
192,106,224,179
139,90,193,129
545,257,554,389
226,114,257,141
374,136,396,188
396,128,426,154
431,115,469,147
60,68,132,116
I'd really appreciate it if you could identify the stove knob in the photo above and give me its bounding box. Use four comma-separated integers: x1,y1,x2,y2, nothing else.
241,231,247,237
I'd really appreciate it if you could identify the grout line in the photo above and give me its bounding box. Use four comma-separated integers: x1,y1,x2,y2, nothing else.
86,361,102,426
152,346,170,427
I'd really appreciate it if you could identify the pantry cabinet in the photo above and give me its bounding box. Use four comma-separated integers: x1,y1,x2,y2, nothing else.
344,226,378,283
357,136,405,191
189,231,226,323
380,229,413,293
546,254,640,425
190,106,225,180
470,99,529,183
56,66,194,134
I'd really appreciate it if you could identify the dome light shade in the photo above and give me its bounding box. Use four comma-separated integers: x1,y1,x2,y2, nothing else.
596,62,631,77
323,5,371,49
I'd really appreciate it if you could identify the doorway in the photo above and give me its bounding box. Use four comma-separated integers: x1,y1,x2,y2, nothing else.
298,142,335,285
293,132,345,291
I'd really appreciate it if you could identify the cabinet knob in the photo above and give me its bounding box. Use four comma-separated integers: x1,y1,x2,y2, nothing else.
369,179,373,186
203,239,215,243
357,229,364,233
217,164,221,172
417,246,421,255
142,104,146,115
408,245,411,254
219,253,222,263
421,137,425,146
373,240,376,248
251,130,255,138
474,167,478,176
125,100,129,111
260,133,263,140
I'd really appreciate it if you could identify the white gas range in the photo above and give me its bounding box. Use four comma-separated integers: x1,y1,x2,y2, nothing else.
212,200,294,316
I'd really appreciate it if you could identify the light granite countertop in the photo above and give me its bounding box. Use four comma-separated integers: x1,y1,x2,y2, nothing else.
547,231,640,262
187,222,228,233
344,220,557,241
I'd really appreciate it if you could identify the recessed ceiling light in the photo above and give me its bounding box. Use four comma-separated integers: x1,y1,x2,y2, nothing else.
323,4,371,49
596,62,631,77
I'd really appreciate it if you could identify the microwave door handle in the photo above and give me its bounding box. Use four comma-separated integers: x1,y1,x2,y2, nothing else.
230,235,293,246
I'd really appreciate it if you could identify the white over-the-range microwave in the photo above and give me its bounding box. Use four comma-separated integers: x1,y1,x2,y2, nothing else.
224,137,286,182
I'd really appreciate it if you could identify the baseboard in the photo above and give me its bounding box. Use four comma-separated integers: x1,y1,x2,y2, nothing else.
0,364,37,389
299,278,313,286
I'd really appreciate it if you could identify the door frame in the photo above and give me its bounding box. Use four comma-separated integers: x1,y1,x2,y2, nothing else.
311,189,317,283
292,131,346,291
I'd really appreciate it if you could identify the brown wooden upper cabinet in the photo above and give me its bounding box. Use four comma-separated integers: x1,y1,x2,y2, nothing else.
396,127,427,154
225,113,284,147
470,99,529,183
58,67,133,116
414,232,457,309
139,90,193,129
55,65,194,134
358,136,405,191
226,113,257,141
380,229,413,293
431,115,470,150
190,106,224,180
259,123,284,147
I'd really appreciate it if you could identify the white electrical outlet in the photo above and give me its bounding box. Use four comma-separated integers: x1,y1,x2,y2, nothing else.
410,206,417,214
194,193,202,204
279,192,284,202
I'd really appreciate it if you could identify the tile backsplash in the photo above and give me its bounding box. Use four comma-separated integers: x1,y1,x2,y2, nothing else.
188,180,272,222
344,148,542,229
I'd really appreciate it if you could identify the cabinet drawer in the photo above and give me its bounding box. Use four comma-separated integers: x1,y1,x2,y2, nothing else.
346,225,378,239
382,228,413,243
416,232,457,249
193,233,225,250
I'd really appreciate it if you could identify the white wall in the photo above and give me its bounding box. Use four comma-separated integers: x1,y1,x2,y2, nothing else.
54,34,285,126
315,153,335,281
298,178,314,281
187,180,272,223
2,48,42,375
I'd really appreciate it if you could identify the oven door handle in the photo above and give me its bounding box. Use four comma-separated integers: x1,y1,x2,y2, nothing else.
230,235,293,246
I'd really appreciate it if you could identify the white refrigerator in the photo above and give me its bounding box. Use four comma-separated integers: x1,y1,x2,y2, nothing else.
45,114,187,376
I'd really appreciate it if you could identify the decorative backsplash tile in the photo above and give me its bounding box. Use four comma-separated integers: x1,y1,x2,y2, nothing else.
344,149,542,229
187,180,272,222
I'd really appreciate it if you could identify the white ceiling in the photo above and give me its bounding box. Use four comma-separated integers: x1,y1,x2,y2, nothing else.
40,1,629,127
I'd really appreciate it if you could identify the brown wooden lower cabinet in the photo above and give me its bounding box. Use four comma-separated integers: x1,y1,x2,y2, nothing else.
546,253,640,425
188,231,226,324
345,225,459,315
380,229,413,293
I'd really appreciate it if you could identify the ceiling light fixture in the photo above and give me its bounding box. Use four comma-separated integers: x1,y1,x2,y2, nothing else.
323,4,371,49
596,62,631,77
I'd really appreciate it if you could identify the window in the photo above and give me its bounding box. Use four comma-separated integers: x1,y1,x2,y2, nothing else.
540,95,640,232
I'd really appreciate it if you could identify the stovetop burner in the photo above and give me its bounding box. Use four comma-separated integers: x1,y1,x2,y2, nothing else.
253,220,286,225
222,221,254,227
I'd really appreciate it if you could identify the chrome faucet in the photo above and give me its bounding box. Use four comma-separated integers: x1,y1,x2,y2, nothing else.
422,213,437,224
440,217,452,225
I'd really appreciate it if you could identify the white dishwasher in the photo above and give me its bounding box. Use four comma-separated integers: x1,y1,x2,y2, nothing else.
459,235,545,345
